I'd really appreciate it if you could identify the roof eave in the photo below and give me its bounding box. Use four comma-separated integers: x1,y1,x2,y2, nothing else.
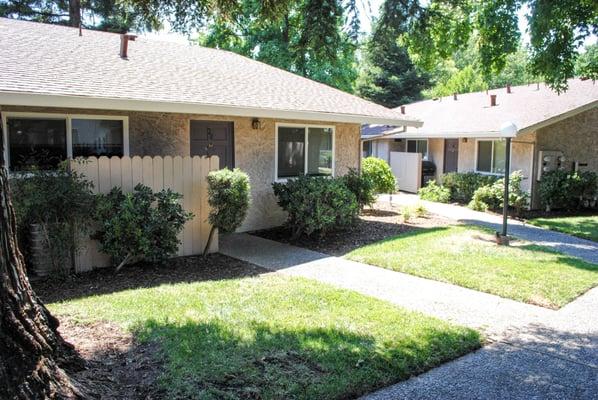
0,91,423,127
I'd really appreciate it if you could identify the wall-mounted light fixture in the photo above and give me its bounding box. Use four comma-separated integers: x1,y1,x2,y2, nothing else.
462,138,468,143
252,118,262,130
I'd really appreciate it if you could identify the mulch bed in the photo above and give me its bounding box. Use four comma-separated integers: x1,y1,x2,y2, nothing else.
252,202,453,256
32,254,267,399
34,253,267,303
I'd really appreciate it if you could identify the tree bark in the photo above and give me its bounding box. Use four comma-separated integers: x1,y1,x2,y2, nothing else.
0,167,86,398
69,0,81,27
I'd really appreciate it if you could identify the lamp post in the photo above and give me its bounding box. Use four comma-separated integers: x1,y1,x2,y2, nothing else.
498,122,518,241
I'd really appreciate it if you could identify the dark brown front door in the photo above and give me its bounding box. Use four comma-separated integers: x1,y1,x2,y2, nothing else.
190,120,234,169
443,139,459,173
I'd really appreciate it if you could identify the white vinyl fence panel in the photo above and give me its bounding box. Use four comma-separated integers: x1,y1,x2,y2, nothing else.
71,155,219,272
389,152,422,193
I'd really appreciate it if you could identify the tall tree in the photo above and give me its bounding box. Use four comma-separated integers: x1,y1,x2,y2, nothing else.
199,0,359,92
0,0,156,32
0,117,86,398
356,3,430,108
379,0,598,92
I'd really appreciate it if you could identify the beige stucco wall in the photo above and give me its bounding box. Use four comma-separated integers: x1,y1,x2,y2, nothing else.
1,105,361,231
536,108,598,172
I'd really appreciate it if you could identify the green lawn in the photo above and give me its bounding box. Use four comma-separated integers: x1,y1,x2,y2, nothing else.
51,274,480,399
346,225,598,309
529,215,598,242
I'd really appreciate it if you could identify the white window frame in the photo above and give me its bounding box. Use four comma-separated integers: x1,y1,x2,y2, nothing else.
274,122,335,182
2,112,129,171
474,138,511,175
406,139,429,158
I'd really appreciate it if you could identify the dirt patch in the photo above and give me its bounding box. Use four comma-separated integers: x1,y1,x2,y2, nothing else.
34,253,267,303
60,319,164,399
252,203,453,256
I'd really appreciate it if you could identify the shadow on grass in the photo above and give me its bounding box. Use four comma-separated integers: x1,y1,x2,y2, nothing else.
518,244,598,272
34,253,267,303
130,318,481,400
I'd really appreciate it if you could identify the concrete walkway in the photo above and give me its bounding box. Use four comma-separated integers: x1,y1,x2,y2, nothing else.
379,192,598,265
220,233,598,399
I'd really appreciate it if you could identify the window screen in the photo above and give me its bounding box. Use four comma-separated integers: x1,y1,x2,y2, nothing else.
477,141,493,173
72,119,124,158
307,127,332,176
277,127,305,178
8,118,67,171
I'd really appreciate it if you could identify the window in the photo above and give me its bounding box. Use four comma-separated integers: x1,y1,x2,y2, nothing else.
407,139,428,157
7,118,67,171
3,113,128,171
362,141,372,158
476,139,507,174
276,124,334,179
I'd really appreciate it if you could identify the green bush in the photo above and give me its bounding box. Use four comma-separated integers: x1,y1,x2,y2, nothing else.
539,170,598,211
205,168,251,254
10,164,95,274
418,180,451,203
468,171,528,214
272,175,358,238
342,168,375,209
442,172,498,203
362,157,396,194
94,184,193,270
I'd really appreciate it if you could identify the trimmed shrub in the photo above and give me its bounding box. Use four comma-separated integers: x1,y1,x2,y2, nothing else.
539,170,598,211
442,172,498,203
418,180,451,203
205,168,251,254
362,157,397,194
342,168,375,209
94,184,193,270
272,175,358,238
468,171,528,214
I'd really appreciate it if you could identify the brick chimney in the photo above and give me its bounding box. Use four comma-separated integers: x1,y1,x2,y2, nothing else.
453,93,458,100
506,84,512,94
120,34,137,58
490,94,497,107
400,105,405,114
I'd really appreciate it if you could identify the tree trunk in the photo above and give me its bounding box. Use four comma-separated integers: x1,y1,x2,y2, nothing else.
69,0,81,27
0,167,86,398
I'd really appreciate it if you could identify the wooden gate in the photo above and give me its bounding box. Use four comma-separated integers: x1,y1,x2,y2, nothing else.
389,152,422,193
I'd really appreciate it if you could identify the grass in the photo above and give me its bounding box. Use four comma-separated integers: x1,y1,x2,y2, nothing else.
528,215,598,242
50,274,481,399
346,225,598,309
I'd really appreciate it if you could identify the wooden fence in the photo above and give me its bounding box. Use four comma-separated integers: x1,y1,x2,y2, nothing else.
71,155,219,272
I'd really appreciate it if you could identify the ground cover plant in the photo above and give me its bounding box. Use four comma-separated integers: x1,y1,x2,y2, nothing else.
346,225,598,309
47,258,481,399
528,215,598,243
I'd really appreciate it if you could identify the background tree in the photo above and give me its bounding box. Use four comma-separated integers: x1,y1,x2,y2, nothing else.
380,0,598,92
575,43,598,81
0,0,152,32
356,10,430,107
199,0,359,92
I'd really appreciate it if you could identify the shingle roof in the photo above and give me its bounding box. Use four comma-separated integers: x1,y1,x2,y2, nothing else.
0,18,421,126
361,79,598,139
